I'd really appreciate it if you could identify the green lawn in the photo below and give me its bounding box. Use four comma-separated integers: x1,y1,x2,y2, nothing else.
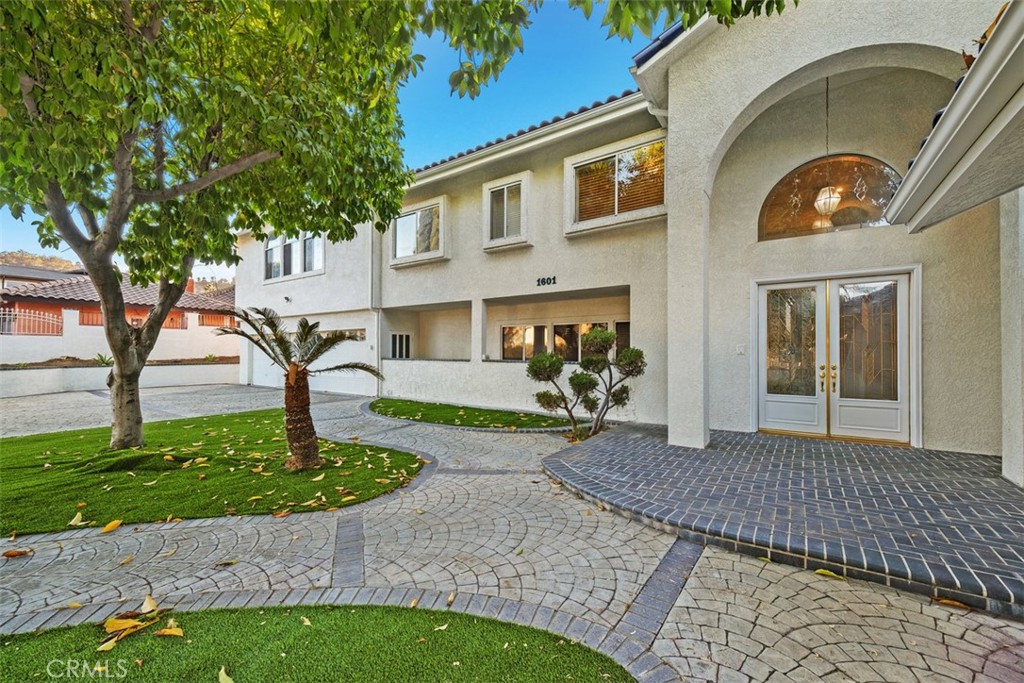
370,398,570,430
0,605,631,682
0,410,422,536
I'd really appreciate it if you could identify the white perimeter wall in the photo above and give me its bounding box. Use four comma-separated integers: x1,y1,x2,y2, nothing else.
380,358,638,423
0,309,239,364
0,364,238,398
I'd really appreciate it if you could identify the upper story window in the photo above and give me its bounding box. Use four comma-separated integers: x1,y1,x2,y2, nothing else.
758,154,901,241
565,131,666,235
391,196,448,267
264,232,324,281
482,172,531,251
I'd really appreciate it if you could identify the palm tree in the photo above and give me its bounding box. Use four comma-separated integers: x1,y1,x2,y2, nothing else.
218,307,383,470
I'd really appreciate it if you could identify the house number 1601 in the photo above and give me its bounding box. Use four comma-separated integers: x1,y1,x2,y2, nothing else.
536,276,556,287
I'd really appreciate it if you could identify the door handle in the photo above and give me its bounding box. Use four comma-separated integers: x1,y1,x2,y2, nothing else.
830,364,837,393
819,364,826,392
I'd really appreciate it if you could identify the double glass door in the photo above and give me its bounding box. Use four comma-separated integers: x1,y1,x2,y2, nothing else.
758,274,910,443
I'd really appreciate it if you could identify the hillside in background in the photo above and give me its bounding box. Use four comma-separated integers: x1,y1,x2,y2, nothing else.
0,250,82,272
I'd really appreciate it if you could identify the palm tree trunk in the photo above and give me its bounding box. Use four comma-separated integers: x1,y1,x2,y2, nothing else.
283,364,323,470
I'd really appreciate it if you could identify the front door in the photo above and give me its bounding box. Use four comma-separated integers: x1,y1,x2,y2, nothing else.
758,274,910,443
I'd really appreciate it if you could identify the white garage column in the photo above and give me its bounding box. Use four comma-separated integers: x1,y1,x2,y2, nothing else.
471,298,487,361
1002,189,1024,487
666,173,712,447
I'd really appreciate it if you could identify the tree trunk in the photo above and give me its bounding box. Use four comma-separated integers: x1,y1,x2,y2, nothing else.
283,364,323,470
108,366,144,449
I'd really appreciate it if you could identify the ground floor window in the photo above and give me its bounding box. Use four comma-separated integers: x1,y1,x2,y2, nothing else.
502,325,547,360
391,333,411,359
554,322,608,361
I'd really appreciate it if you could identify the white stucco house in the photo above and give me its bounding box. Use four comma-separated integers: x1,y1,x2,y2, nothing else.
235,1,1024,486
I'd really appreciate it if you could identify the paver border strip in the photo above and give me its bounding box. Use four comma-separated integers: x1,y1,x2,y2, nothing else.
542,441,1024,622
0,588,680,682
359,400,573,434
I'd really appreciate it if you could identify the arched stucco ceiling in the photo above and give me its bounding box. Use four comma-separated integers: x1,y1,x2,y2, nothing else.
705,43,963,195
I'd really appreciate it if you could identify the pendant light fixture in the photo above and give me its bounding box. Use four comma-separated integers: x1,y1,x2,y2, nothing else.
814,76,840,229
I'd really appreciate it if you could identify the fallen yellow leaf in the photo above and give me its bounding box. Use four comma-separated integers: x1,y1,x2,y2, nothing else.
104,618,145,634
219,666,234,683
96,636,118,652
814,568,845,580
100,520,122,534
119,555,134,566
434,623,448,631
154,627,184,637
142,480,158,486
2,549,33,558
409,598,419,609
446,592,455,606
140,594,158,614
300,616,311,626
311,473,325,482
68,512,88,527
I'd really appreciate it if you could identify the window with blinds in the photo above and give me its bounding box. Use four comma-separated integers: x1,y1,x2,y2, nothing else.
489,183,522,240
574,141,664,223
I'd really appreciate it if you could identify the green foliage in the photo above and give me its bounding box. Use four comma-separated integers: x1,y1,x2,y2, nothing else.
93,352,113,367
587,0,797,39
369,398,569,429
526,352,565,383
526,330,647,438
0,605,631,682
219,307,382,379
204,353,217,362
0,409,422,535
615,346,648,378
568,369,599,396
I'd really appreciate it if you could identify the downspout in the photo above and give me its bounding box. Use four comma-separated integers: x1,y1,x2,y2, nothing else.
647,103,669,127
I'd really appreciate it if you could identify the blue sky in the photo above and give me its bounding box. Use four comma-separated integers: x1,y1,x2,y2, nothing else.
0,2,652,279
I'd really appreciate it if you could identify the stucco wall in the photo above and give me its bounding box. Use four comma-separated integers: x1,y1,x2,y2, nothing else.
380,358,638,422
418,307,471,360
381,111,668,423
235,227,372,317
240,309,378,396
708,68,1003,454
0,364,238,398
659,0,1004,448
1002,189,1024,484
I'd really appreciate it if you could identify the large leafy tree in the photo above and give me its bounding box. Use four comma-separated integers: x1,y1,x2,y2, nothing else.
0,0,792,449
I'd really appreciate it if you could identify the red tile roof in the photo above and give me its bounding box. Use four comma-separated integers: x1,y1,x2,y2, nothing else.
1,275,233,312
413,89,640,174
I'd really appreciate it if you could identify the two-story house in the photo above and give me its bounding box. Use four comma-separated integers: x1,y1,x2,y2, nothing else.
235,0,1024,486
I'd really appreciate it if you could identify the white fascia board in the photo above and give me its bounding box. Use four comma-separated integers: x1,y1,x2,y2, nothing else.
630,17,720,112
410,93,650,189
884,1,1024,232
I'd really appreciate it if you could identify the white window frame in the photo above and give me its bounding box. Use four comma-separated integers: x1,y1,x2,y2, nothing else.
563,129,667,237
482,171,532,252
263,231,326,283
390,195,449,268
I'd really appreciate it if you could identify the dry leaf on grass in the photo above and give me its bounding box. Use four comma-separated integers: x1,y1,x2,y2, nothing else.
311,473,325,482
219,666,234,683
153,627,184,637
300,616,312,626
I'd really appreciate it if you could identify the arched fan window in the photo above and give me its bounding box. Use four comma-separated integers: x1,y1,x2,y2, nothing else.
758,154,902,241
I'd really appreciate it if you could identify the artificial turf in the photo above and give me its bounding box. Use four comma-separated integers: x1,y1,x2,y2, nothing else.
0,605,632,682
370,398,570,430
0,409,422,536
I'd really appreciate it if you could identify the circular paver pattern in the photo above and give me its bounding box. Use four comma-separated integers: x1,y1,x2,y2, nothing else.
654,546,1024,683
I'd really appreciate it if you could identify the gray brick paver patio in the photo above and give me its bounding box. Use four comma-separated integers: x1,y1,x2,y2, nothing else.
1,386,1022,682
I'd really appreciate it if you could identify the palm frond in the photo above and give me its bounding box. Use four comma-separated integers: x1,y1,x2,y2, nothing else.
293,318,323,366
302,329,353,367
224,307,289,369
309,361,384,381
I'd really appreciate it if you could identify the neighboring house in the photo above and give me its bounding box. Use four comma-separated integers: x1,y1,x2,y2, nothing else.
0,275,239,363
236,1,1024,486
0,264,83,290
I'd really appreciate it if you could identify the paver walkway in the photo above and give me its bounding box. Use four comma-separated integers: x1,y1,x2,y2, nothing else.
1,386,1023,682
543,425,1024,620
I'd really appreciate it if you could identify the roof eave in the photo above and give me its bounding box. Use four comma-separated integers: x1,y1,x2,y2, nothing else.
410,92,651,189
630,16,720,113
884,1,1024,232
